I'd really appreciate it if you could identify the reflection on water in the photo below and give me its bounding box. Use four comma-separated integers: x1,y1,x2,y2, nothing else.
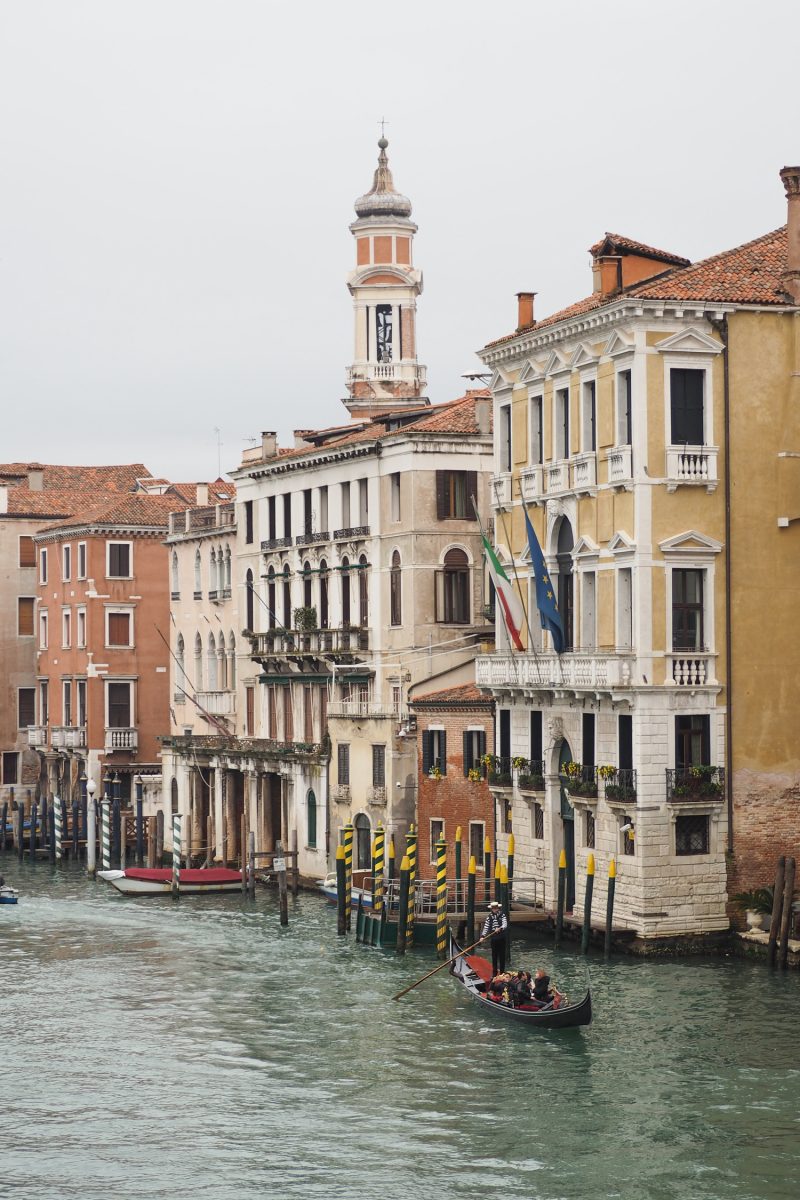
1,858,798,1200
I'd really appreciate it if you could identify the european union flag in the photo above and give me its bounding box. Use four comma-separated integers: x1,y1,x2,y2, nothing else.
524,509,565,654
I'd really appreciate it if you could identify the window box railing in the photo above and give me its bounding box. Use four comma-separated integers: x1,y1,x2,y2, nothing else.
520,465,544,504
668,652,715,686
607,445,632,485
560,763,599,798
333,784,351,803
295,531,330,547
260,536,293,552
171,590,181,601
332,526,370,541
105,727,138,752
27,725,48,749
193,590,202,600
666,766,725,802
251,626,369,658
571,452,596,493
368,786,387,805
517,760,545,792
545,460,569,494
222,586,231,599
195,690,236,716
489,473,512,508
208,589,219,602
484,755,513,788
666,445,719,492
603,767,637,803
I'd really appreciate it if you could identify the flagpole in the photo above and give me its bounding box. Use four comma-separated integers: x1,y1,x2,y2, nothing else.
477,490,537,660
471,491,523,689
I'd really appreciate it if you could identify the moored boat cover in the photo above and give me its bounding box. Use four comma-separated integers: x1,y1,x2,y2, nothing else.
123,868,243,884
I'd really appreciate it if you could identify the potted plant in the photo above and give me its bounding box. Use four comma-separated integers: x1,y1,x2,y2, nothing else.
518,770,545,791
467,767,482,782
731,887,774,930
428,764,443,781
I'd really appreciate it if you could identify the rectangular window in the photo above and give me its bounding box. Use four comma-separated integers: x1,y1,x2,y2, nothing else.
676,814,710,856
268,686,277,740
498,708,511,761
556,388,570,459
2,752,19,785
618,369,632,446
421,729,446,776
430,819,445,864
338,742,350,786
469,821,485,866
62,609,72,648
617,567,633,649
672,569,704,651
107,611,132,647
499,404,511,471
283,493,292,539
675,714,710,769
19,535,36,567
670,368,704,444
582,713,595,768
77,542,87,579
39,547,48,584
582,380,596,451
107,542,131,578
619,714,633,772
18,597,35,637
319,486,328,531
77,679,87,727
63,680,72,726
435,556,470,624
462,728,487,776
40,681,49,725
319,686,328,737
533,803,544,840
581,571,596,649
530,396,543,465
303,488,312,536
283,686,294,742
39,610,48,649
435,470,478,520
622,815,635,856
77,607,86,648
267,496,277,540
107,681,132,728
303,686,313,743
585,810,596,849
358,478,369,524
530,710,543,765
500,797,512,836
18,688,35,729
245,686,255,737
62,544,72,581
245,500,254,545
340,481,350,528
372,744,385,788
390,473,401,522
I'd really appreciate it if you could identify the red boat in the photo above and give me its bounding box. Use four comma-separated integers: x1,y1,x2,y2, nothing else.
98,867,244,895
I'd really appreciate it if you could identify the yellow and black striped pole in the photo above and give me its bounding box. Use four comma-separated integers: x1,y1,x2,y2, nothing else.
467,855,477,945
388,834,396,880
500,861,511,966
396,854,411,955
405,827,417,948
454,825,462,904
435,835,448,958
373,824,385,915
336,844,347,936
604,857,616,957
581,852,595,953
483,835,492,904
507,831,515,894
342,823,354,931
494,854,502,903
555,847,567,949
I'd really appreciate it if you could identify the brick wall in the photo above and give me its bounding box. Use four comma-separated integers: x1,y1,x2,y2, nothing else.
727,776,800,918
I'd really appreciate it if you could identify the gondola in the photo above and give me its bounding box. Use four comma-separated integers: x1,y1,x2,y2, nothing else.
448,934,592,1028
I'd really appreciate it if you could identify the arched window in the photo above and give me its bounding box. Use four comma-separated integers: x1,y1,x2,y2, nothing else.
194,550,201,595
390,550,402,626
556,519,574,651
303,560,312,609
207,632,218,690
176,634,186,699
171,777,179,815
358,554,369,627
267,567,277,630
218,631,227,690
282,564,291,629
246,568,255,632
224,547,232,594
436,548,470,624
217,546,225,594
228,634,236,689
209,548,217,594
319,559,329,629
307,789,317,849
355,813,371,870
171,551,179,597
194,632,203,690
341,557,351,626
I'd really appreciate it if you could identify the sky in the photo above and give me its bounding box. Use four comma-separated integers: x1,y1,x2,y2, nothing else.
1,0,798,482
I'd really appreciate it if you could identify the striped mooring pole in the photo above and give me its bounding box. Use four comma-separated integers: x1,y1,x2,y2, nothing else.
53,796,63,861
467,854,477,945
435,835,448,958
507,831,515,893
604,858,616,957
101,802,111,871
171,813,181,899
387,834,396,882
342,823,354,932
483,835,492,904
501,861,511,967
555,847,567,949
373,825,385,915
494,855,502,903
454,826,462,905
581,852,595,954
405,827,417,947
336,844,347,936
396,854,411,956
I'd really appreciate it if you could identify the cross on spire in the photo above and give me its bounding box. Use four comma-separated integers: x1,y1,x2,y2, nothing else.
378,116,389,138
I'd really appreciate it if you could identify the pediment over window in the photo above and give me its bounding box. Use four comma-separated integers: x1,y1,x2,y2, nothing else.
608,530,636,554
573,535,600,559
569,342,600,369
518,357,547,386
658,529,723,555
489,367,514,397
603,330,635,358
542,349,569,378
654,327,723,356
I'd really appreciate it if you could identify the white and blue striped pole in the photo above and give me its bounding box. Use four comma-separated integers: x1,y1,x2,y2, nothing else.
101,801,111,871
53,796,63,861
171,814,181,899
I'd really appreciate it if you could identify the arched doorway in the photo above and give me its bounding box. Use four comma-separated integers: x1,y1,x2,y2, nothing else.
558,739,576,911
555,519,574,651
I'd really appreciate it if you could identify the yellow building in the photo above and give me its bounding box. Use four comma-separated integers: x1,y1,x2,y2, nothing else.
476,166,800,941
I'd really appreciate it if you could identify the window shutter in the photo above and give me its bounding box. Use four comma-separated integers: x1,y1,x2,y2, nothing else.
463,731,471,776
18,597,34,637
421,731,433,776
108,612,130,645
434,570,444,622
440,731,447,773
435,471,448,520
478,730,487,765
18,689,35,728
465,472,478,519
19,537,36,567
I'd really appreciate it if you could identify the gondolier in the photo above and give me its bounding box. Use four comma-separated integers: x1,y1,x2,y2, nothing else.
481,900,508,975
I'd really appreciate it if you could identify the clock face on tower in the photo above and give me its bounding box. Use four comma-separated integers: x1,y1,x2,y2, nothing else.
376,305,393,363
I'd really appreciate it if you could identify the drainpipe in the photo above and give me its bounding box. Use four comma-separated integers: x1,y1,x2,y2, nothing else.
712,315,734,853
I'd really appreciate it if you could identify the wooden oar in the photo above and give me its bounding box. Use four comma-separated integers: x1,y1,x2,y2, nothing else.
392,935,487,1001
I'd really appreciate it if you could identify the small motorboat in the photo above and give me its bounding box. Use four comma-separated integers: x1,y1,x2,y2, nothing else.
97,867,245,895
0,884,19,905
317,870,373,909
449,934,592,1028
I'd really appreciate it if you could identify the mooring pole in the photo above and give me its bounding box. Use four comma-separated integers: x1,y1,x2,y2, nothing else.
501,861,511,967
405,827,417,948
555,848,567,949
494,855,502,903
373,825,385,915
581,852,595,954
240,811,247,895
483,835,492,904
454,826,462,907
396,854,411,956
342,823,353,931
604,858,616,958
248,830,256,899
435,835,448,959
171,813,181,899
147,816,156,868
387,834,396,882
155,810,164,867
17,800,24,861
336,844,347,936
507,832,515,896
101,801,111,871
767,855,786,969
53,798,62,862
0,801,7,853
778,856,796,971
276,839,288,926
30,800,38,861
135,775,144,867
86,783,97,877
71,797,79,859
467,855,476,946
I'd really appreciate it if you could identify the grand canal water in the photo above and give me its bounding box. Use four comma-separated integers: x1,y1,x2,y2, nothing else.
1,859,798,1200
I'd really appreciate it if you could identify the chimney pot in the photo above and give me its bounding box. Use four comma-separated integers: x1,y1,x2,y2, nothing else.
780,165,800,303
516,291,536,331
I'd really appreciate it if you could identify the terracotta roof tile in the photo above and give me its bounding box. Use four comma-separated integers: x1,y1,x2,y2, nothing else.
38,492,188,535
0,463,150,491
4,488,102,519
412,682,492,706
588,232,690,266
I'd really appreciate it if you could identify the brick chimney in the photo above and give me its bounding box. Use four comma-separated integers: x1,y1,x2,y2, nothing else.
516,292,536,330
473,396,491,435
27,468,44,491
780,166,800,303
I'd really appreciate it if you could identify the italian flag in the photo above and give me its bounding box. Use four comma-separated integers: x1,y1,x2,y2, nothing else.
482,533,524,651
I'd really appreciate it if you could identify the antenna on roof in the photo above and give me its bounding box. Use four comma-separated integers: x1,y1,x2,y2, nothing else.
213,427,222,477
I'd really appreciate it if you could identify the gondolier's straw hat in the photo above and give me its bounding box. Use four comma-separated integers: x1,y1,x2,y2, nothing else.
488,900,501,909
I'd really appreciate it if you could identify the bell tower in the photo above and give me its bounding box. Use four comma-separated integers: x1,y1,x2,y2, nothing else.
344,137,428,419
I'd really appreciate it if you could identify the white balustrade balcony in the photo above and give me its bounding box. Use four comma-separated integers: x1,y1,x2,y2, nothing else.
27,725,48,749
520,465,544,503
476,650,634,693
196,690,236,716
571,452,597,493
666,445,718,492
489,473,512,508
105,727,138,752
346,363,427,387
607,445,633,485
55,726,87,749
667,653,716,686
545,461,569,495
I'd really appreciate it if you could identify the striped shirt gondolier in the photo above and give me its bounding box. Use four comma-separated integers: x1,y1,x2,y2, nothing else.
481,908,509,975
